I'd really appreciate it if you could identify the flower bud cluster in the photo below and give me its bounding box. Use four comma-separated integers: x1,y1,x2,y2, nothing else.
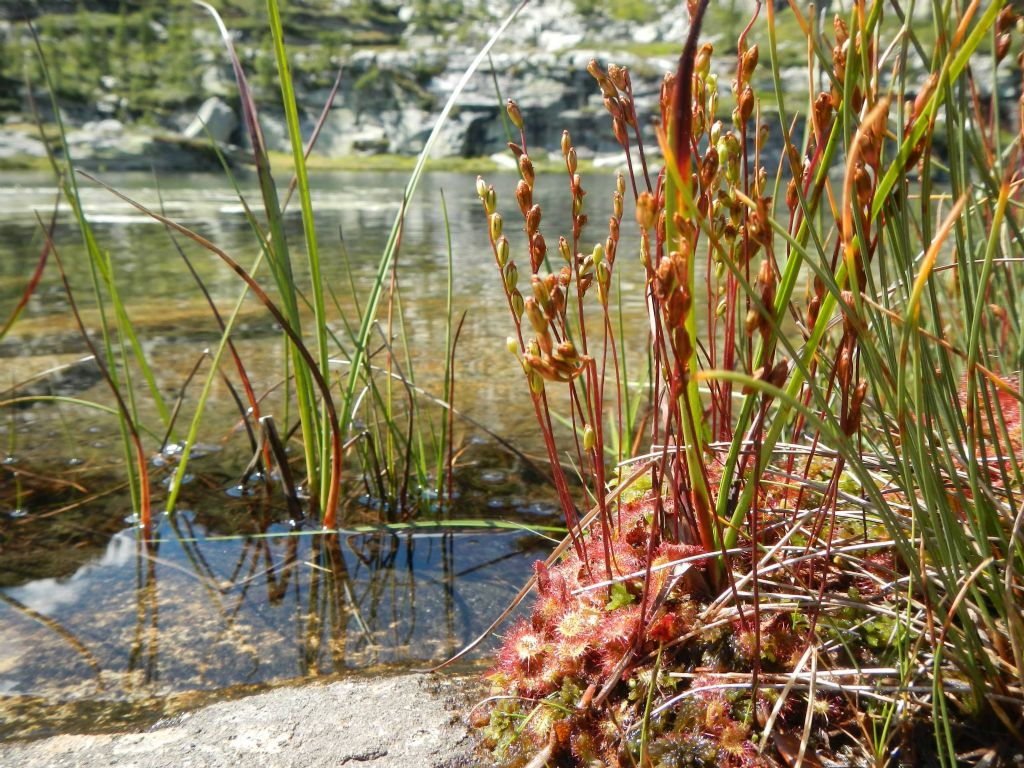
587,59,638,152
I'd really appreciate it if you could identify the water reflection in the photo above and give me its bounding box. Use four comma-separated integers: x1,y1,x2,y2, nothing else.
0,168,643,738
0,169,654,456
0,506,548,739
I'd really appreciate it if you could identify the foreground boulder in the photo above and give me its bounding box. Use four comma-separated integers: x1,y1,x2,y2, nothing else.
0,673,481,768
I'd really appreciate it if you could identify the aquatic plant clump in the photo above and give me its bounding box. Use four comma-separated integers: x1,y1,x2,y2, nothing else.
470,0,1024,765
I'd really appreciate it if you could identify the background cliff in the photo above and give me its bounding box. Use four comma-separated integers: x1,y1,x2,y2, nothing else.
0,0,1013,169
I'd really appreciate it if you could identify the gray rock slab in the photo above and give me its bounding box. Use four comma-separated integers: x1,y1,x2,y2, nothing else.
0,674,487,768
183,97,238,144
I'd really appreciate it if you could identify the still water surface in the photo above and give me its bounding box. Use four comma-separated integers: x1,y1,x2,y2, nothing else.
0,168,648,739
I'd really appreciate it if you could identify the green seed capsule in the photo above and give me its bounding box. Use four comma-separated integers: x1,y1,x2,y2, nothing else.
489,212,503,241
511,290,524,318
528,368,545,394
475,176,487,199
558,236,571,263
504,261,518,292
506,336,519,354
496,236,510,268
710,120,722,146
583,424,596,452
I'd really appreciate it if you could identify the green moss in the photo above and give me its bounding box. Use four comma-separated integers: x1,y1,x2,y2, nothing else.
574,0,659,22
0,155,53,172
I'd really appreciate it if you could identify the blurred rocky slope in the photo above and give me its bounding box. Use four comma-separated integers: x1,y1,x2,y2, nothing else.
0,0,1014,170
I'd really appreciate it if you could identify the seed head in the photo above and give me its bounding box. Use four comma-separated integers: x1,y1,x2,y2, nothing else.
612,117,628,147
636,192,657,230
741,44,759,80
525,297,548,335
489,212,503,241
620,96,636,128
744,308,759,335
596,260,610,304
506,98,523,130
515,179,532,216
813,92,833,133
603,95,623,121
834,15,849,45
706,73,719,103
558,236,571,263
519,154,535,189
531,274,551,311
531,233,547,268
786,178,800,211
837,346,852,389
553,340,578,363
700,147,719,189
582,424,596,452
769,358,789,388
607,63,628,91
587,58,617,98
695,42,713,79
607,215,619,243
716,132,737,162
806,295,820,329
639,233,651,267
737,85,754,124
496,236,510,268
528,367,545,394
504,261,518,292
526,204,542,239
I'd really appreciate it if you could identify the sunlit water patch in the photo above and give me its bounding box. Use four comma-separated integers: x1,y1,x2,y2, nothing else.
0,168,640,741
0,510,552,739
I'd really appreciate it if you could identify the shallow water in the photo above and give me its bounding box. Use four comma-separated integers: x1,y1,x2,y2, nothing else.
0,168,651,739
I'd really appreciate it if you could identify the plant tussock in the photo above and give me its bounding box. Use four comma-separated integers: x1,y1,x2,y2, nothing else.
470,0,1024,765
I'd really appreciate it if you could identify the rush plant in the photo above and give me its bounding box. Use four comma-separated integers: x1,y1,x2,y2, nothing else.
471,1,1024,765
7,1,535,537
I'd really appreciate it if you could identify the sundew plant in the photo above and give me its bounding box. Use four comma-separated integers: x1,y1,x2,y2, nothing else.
469,0,1024,766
